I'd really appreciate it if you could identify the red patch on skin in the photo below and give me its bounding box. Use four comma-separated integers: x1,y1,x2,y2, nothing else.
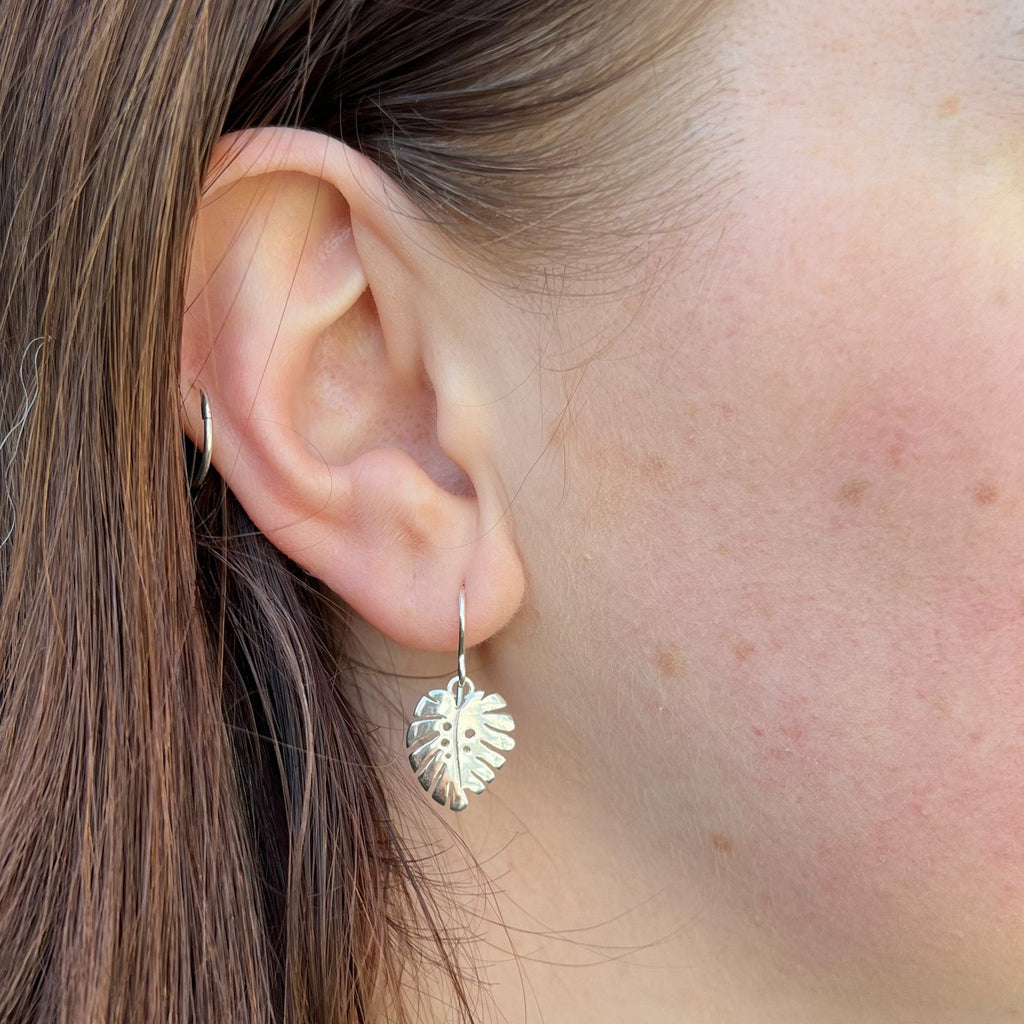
780,721,807,743
827,393,968,474
973,481,999,506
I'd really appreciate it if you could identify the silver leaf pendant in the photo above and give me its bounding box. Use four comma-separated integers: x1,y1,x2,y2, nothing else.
406,676,515,811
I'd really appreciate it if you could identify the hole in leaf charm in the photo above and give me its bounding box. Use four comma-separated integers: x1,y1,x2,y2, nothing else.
406,677,515,812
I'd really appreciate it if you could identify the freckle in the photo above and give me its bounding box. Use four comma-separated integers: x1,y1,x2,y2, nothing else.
711,833,734,855
837,478,870,506
993,288,1009,307
887,442,905,469
974,481,999,506
656,644,688,679
938,94,961,119
733,640,755,664
717,543,730,557
641,453,668,476
639,452,675,495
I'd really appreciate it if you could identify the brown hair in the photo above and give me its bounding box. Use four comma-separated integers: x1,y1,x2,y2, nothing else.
0,1,719,1021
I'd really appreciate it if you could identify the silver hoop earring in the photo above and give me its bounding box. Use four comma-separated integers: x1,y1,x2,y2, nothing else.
406,586,515,811
189,390,213,492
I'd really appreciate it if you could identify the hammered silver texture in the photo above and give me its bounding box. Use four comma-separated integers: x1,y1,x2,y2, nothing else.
406,678,515,811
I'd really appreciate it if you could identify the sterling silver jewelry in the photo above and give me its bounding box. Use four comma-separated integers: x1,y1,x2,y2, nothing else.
406,587,515,811
189,390,213,491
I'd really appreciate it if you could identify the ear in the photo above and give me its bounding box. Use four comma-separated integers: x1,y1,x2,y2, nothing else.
180,127,524,651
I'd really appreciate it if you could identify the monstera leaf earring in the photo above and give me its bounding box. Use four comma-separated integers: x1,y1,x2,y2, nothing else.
406,587,515,811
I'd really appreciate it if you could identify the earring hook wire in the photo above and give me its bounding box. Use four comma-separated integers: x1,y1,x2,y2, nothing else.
457,585,467,686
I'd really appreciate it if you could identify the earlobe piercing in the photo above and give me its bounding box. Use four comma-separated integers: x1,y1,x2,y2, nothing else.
184,399,512,810
188,390,213,492
406,586,515,811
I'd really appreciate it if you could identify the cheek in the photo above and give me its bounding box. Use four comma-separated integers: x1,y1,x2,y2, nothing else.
714,207,1024,972
566,188,1024,979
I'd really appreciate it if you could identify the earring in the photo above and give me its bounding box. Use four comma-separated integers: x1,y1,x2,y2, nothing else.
406,587,515,811
188,390,213,492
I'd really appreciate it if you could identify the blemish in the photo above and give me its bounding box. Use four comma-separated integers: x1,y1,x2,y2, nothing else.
733,640,756,664
973,481,999,506
751,726,765,738
837,478,870,506
938,95,961,119
656,644,688,679
711,833,734,855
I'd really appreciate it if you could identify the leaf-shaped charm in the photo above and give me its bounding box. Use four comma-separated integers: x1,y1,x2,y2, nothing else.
406,676,515,811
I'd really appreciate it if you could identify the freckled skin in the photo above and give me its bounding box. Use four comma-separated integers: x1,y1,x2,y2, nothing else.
938,94,961,118
473,0,1024,1016
655,644,688,679
711,833,735,855
974,481,999,506
837,478,871,507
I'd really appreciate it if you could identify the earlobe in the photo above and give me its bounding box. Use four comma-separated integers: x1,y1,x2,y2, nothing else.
180,127,524,651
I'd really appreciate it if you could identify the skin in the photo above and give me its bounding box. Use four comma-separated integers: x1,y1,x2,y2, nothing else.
380,1,1024,1019
183,0,1024,1019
